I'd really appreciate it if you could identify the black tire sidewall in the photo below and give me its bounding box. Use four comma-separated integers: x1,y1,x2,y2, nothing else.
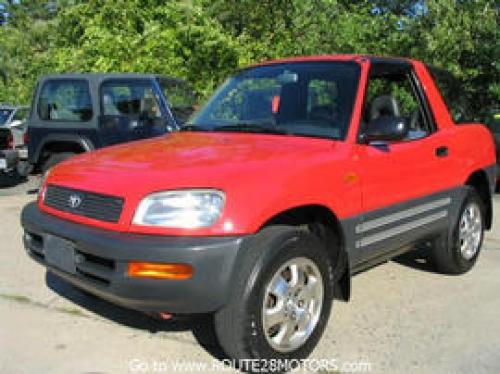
240,230,334,365
450,190,485,272
42,152,76,173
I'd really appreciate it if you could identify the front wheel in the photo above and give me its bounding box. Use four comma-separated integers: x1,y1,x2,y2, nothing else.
214,226,334,372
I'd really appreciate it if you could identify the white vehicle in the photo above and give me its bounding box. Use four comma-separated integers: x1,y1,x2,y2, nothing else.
0,105,29,148
0,106,29,177
0,127,18,174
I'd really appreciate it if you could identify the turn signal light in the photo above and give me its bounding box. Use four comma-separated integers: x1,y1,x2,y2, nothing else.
127,262,193,280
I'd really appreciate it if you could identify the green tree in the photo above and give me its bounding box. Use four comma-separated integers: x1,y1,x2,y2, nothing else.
52,0,240,97
408,0,499,112
0,0,498,113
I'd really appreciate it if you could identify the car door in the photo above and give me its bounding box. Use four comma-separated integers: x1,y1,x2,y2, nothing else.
99,79,168,146
355,62,455,262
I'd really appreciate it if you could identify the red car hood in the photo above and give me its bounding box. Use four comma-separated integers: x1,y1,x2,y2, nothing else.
48,131,338,198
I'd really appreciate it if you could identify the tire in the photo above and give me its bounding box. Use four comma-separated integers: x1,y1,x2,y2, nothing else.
214,226,334,372
16,161,33,177
41,152,76,173
431,187,485,274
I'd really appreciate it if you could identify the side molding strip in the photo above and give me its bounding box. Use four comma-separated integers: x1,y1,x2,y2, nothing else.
355,197,451,234
355,210,448,248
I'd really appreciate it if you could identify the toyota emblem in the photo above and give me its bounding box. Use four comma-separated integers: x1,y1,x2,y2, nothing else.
68,194,82,209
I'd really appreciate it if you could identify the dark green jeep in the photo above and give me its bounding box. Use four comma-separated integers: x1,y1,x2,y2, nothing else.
27,73,195,173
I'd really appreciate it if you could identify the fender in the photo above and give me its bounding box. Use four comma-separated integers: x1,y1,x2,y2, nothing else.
30,134,94,165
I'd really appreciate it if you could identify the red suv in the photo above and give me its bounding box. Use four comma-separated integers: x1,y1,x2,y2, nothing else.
22,55,496,371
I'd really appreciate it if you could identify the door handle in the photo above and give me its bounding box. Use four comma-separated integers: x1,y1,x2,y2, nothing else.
435,146,449,158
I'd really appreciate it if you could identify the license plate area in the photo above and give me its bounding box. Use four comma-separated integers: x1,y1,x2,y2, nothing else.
44,235,77,275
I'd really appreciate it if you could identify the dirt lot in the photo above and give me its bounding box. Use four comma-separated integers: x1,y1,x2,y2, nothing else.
1,177,499,373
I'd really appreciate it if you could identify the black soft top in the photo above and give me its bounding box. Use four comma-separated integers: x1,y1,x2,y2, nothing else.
37,73,186,85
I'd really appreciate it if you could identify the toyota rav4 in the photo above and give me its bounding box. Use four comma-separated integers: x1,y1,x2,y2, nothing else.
21,55,496,371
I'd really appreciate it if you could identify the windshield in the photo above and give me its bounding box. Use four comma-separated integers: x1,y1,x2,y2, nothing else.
187,62,360,140
0,109,13,125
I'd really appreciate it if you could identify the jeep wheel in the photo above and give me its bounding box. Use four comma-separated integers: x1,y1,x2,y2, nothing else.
42,152,76,173
432,187,485,274
214,226,333,372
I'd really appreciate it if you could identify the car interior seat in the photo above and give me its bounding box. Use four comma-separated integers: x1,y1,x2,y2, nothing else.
369,95,401,120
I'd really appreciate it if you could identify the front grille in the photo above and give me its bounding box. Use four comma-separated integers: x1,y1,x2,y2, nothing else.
75,251,115,286
24,230,115,287
44,185,124,223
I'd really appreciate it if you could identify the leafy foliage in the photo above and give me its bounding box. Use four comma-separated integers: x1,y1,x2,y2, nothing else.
0,0,498,116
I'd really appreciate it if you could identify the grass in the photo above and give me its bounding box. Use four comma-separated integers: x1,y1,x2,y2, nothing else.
54,305,87,317
0,293,32,304
0,293,88,318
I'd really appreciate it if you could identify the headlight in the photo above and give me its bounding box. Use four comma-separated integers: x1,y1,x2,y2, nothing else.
132,189,225,229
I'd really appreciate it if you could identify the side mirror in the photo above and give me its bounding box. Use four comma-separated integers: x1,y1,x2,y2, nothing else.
361,116,409,144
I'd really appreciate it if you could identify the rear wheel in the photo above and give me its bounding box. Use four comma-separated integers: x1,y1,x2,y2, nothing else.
432,187,485,274
41,152,76,173
214,226,334,372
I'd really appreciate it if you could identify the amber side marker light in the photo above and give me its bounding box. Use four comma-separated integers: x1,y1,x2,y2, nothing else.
128,262,193,280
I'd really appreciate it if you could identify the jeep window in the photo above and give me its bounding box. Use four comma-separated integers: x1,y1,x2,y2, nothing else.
158,78,196,124
38,80,92,122
101,80,161,120
0,109,12,125
188,62,361,140
429,67,474,123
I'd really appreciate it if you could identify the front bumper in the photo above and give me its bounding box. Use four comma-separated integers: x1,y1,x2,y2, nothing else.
0,149,18,172
21,202,246,313
15,146,28,161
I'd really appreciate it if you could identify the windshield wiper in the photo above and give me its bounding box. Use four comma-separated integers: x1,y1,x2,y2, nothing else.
212,123,289,135
180,124,212,131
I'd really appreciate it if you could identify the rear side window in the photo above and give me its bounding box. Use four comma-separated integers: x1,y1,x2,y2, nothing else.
429,67,474,123
38,80,93,122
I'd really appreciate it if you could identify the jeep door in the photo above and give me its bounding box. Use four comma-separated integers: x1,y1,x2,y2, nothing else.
99,79,168,146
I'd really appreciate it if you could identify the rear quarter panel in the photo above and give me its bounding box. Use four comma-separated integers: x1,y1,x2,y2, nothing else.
446,123,497,181
413,61,496,181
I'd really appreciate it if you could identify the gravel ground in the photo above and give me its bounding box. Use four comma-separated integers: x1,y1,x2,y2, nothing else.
1,177,499,373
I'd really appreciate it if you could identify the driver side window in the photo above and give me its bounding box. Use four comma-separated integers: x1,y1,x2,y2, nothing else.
101,81,161,120
364,68,432,141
